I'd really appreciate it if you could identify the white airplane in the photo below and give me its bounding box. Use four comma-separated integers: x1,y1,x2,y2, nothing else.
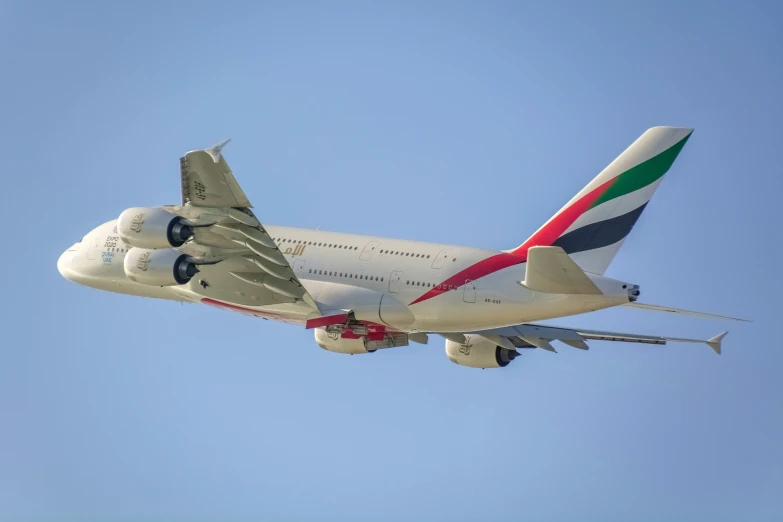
58,127,747,368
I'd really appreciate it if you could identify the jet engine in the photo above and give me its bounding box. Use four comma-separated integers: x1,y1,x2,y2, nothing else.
124,248,199,286
314,328,369,354
314,328,409,354
445,335,520,368
118,207,194,249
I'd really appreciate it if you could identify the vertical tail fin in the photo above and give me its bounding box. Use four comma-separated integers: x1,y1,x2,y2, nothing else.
507,126,693,274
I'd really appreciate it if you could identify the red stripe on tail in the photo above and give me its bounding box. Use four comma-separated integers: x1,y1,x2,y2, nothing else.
508,177,616,258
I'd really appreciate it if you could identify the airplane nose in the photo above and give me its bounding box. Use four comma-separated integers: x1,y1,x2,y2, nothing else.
57,249,74,281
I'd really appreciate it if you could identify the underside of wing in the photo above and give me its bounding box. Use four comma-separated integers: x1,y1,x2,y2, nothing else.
162,141,318,310
464,323,729,354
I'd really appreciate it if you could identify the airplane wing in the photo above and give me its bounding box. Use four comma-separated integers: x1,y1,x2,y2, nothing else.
459,323,728,354
164,141,318,310
180,139,252,208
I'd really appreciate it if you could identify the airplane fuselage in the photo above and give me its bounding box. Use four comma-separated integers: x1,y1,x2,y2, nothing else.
59,220,633,333
58,128,738,365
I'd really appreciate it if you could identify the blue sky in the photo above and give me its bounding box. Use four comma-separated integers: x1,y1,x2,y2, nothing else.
1,1,781,520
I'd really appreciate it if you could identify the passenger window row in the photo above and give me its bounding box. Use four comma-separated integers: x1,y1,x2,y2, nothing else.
273,239,435,261
309,269,383,283
406,280,456,290
380,250,430,259
276,238,358,250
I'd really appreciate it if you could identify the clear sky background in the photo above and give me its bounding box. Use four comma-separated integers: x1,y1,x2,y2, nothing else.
1,1,781,521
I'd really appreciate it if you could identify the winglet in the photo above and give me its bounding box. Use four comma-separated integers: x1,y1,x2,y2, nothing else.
706,331,728,355
205,139,231,163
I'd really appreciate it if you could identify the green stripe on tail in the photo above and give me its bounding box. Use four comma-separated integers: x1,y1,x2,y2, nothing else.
590,133,692,210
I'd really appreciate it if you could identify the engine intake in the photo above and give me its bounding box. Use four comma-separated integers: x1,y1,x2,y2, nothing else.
445,335,520,368
124,248,199,286
118,207,193,249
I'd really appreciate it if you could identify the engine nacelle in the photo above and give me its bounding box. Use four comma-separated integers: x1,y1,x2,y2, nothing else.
118,207,193,249
313,328,409,354
314,328,370,354
445,335,519,368
124,248,199,286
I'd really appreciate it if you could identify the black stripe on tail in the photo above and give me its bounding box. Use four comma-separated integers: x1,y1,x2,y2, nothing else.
552,203,648,255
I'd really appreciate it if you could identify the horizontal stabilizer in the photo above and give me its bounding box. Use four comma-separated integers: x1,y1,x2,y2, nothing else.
521,246,602,295
623,302,750,322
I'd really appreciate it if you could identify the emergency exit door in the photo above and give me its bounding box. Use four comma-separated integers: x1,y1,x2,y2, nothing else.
389,271,403,293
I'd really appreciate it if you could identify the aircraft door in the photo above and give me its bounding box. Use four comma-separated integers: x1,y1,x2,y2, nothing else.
293,259,306,275
432,249,452,269
463,280,476,303
389,271,403,294
360,241,380,261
